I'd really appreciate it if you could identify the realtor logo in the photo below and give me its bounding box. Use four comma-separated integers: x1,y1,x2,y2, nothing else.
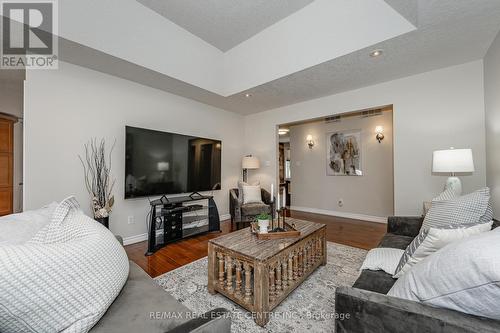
1,0,58,69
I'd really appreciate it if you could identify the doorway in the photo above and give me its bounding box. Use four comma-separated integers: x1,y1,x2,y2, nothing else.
278,128,291,207
277,106,394,222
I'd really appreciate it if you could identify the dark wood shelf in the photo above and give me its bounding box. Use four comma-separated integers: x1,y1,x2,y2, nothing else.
146,194,220,256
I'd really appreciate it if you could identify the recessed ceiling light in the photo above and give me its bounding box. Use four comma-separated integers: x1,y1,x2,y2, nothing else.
245,93,252,98
369,49,383,57
279,128,290,135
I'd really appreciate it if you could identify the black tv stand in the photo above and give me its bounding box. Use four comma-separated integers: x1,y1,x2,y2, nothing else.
145,194,221,256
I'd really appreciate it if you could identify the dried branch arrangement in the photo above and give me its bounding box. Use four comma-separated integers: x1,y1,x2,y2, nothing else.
79,138,116,218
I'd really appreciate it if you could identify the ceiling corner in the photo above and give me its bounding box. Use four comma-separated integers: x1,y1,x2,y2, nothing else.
384,0,418,27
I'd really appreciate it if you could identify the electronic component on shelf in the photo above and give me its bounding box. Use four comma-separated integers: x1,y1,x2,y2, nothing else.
186,204,203,211
145,194,221,256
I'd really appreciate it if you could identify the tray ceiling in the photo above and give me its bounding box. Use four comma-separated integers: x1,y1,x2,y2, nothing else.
16,0,500,114
136,0,315,52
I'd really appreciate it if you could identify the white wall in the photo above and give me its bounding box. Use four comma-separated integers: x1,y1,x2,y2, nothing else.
0,80,23,213
485,31,500,219
24,62,244,240
289,110,393,220
21,58,490,238
245,61,487,216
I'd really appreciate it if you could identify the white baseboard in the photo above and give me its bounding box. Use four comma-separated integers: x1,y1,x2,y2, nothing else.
123,233,148,246
290,206,388,224
123,213,232,246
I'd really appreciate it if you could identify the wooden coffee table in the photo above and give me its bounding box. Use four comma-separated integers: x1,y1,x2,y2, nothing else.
207,218,326,326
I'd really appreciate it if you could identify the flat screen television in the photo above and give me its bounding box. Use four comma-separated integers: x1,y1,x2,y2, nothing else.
125,126,222,198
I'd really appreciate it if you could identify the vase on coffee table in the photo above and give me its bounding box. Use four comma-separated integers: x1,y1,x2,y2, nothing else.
256,213,270,233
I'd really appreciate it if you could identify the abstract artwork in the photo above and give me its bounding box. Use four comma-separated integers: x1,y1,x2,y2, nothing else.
326,130,362,176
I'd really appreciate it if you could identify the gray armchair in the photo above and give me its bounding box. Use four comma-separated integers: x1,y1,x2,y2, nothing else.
229,188,273,230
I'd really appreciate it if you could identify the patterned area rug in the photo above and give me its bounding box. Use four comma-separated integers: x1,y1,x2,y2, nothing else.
155,242,367,333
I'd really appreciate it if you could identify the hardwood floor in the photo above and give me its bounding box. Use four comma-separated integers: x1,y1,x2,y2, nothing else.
125,210,387,278
289,210,387,251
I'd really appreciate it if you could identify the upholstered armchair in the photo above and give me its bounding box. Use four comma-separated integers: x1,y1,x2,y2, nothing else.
229,188,273,230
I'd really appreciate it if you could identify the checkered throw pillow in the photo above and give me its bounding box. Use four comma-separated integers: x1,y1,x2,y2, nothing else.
421,188,491,231
432,188,458,202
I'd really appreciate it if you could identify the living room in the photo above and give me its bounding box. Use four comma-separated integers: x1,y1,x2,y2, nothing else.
1,1,500,332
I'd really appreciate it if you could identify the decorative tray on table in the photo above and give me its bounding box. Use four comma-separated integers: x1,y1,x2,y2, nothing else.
250,221,301,240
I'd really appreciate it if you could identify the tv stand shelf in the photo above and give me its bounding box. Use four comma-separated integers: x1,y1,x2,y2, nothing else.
146,194,221,256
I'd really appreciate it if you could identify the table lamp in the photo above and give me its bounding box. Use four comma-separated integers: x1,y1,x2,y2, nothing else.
432,148,474,195
242,155,260,182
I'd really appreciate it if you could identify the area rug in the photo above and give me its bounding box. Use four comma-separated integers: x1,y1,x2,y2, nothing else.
155,242,367,333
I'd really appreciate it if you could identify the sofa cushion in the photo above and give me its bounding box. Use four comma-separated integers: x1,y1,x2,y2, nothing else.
241,202,270,217
393,221,493,278
91,262,191,333
353,269,396,294
238,181,259,204
361,248,404,275
432,188,458,202
378,233,414,250
351,233,412,295
421,188,490,231
388,228,500,321
242,185,263,204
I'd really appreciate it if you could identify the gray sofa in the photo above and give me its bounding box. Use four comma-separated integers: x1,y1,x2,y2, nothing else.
335,216,500,333
90,238,231,332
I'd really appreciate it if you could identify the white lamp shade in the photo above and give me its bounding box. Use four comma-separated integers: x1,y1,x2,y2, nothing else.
157,161,170,172
242,156,260,169
432,149,474,173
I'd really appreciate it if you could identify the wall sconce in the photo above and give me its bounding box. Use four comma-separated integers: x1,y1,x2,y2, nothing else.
306,135,315,149
375,126,384,143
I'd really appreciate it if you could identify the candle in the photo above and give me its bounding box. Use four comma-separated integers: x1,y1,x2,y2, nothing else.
282,188,286,209
277,190,280,210
271,183,274,202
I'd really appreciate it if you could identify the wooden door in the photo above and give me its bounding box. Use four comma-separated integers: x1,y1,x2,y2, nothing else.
0,116,14,216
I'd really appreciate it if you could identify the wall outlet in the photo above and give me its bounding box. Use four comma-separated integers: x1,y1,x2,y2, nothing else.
127,216,135,224
338,199,344,207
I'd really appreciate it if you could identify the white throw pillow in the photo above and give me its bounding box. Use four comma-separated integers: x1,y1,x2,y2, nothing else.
388,228,500,320
0,196,129,333
242,185,262,204
238,180,260,203
393,221,492,278
361,248,405,275
0,202,58,245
